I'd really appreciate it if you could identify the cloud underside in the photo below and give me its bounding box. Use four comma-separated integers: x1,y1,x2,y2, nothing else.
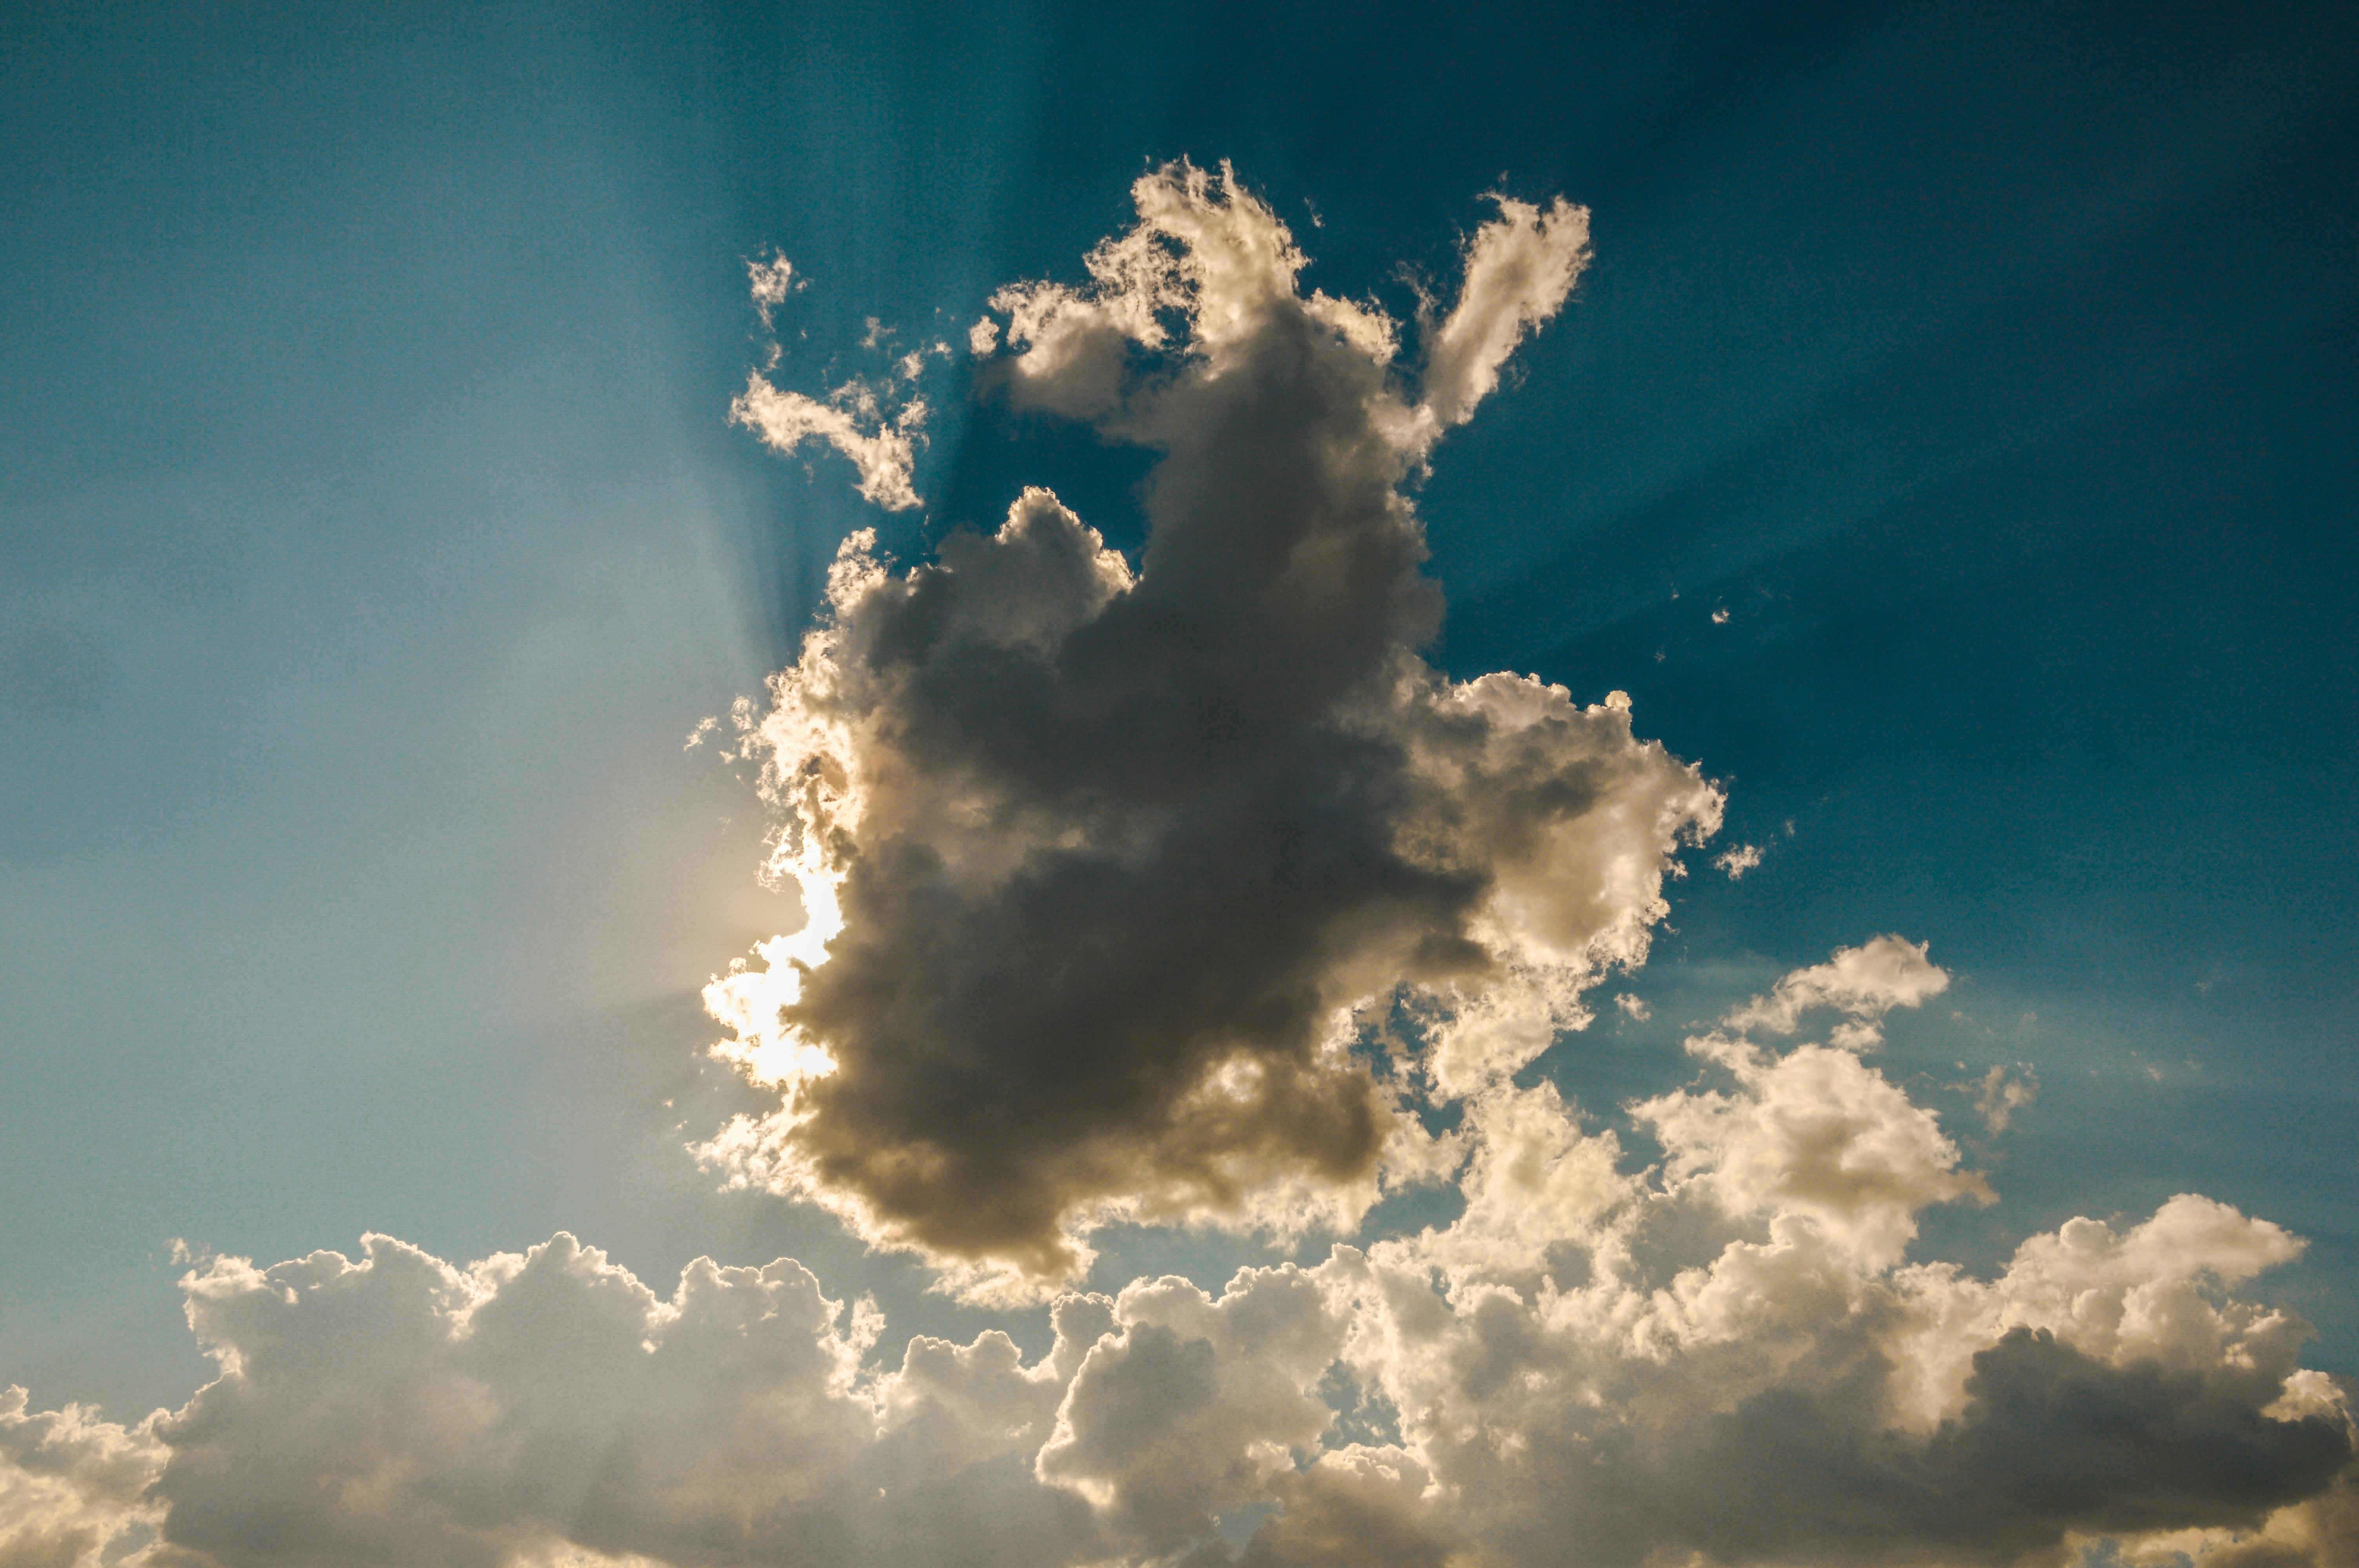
13,1010,2354,1568
706,161,1718,1290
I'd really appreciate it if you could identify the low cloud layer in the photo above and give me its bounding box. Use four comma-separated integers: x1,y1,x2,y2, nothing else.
704,162,1717,1291
12,950,2353,1567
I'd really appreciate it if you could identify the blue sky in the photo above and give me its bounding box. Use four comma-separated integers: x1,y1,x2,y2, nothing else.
3,4,2355,1563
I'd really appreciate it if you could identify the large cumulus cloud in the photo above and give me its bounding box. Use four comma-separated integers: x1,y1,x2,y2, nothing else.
13,166,2351,1568
136,1235,1099,1568
706,161,1720,1292
14,944,2353,1568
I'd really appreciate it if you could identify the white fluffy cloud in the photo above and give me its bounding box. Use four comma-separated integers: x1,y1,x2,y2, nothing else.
1417,192,1589,430
13,954,2349,1567
0,1385,163,1568
728,376,926,512
745,253,799,330
1725,932,1952,1048
136,1233,1101,1568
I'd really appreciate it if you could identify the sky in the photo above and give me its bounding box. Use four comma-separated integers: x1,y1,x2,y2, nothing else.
2,2,2355,1565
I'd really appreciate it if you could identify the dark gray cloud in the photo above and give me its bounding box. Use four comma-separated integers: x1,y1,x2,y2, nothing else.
709,162,1716,1290
1481,1329,2351,1568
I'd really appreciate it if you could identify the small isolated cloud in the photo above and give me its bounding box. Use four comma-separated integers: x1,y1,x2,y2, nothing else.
1970,1062,2039,1135
1725,933,1950,1050
729,376,926,512
0,1385,163,1566
746,252,800,330
1614,992,1651,1022
892,341,949,382
730,260,931,511
1710,606,1729,624
1714,842,1761,879
1416,190,1590,429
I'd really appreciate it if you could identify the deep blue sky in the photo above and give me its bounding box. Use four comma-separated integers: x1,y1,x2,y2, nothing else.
4,0,2353,1417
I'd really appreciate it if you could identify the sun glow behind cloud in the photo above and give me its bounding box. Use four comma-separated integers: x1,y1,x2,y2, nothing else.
7,162,2351,1568
695,161,1718,1297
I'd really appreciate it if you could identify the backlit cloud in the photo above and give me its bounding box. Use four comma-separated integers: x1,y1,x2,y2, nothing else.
702,160,1717,1293
13,960,2349,1566
0,1386,162,1567
1725,932,1951,1049
729,375,926,512
9,164,2348,1568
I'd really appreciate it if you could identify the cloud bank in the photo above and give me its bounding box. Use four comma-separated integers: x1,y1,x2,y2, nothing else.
13,953,2353,1567
10,165,2349,1568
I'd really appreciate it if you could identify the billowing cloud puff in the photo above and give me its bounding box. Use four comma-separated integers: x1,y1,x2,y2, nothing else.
1725,932,1952,1049
1038,1265,1345,1550
139,1233,1101,1568
1639,951,1983,1270
703,160,1718,1291
0,1385,163,1567
14,949,2350,1567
